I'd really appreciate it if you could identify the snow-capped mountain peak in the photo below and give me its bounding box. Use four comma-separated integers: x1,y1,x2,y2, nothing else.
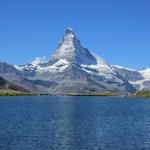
14,28,125,77
52,28,97,65
65,27,74,34
57,27,79,49
12,28,138,94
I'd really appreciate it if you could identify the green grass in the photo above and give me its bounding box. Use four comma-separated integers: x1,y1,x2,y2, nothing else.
135,91,150,98
0,90,35,96
66,92,121,96
2,89,149,98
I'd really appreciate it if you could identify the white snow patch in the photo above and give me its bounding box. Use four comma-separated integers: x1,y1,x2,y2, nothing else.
139,68,150,79
35,59,70,73
14,58,70,73
80,53,123,82
81,53,114,75
31,56,48,66
14,65,25,71
113,65,137,71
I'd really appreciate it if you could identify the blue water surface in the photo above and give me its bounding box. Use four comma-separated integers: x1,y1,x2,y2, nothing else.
0,96,150,150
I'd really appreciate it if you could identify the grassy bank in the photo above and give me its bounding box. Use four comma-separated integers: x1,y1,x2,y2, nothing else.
0,90,35,96
0,90,122,97
1,89,150,98
135,91,150,98
66,92,121,96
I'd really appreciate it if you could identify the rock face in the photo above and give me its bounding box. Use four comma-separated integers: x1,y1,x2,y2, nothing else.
132,69,150,91
113,66,150,91
12,28,135,94
112,65,144,82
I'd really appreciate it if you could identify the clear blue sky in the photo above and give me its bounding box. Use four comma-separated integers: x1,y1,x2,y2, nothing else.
0,0,150,69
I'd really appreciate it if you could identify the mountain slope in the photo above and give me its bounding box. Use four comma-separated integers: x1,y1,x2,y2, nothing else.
112,65,144,81
113,65,150,91
0,76,29,92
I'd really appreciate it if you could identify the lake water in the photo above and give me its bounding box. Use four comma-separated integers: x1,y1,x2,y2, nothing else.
0,96,150,150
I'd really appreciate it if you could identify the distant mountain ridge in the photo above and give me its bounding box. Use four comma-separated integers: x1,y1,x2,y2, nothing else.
113,65,150,91
0,28,149,94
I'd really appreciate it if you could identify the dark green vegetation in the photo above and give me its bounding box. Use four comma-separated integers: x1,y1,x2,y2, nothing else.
0,90,34,96
66,92,121,96
135,91,150,98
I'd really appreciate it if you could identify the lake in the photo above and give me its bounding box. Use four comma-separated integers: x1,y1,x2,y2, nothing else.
0,96,150,150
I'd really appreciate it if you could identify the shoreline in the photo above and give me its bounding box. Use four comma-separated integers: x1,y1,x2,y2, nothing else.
0,90,150,98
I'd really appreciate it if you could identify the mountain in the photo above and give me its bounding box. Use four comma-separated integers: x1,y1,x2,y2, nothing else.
1,28,148,94
113,65,150,91
13,28,135,94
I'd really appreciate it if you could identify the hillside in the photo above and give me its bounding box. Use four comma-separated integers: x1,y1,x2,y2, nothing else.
0,76,30,95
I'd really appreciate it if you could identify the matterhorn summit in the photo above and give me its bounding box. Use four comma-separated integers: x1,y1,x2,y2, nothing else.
52,27,97,65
